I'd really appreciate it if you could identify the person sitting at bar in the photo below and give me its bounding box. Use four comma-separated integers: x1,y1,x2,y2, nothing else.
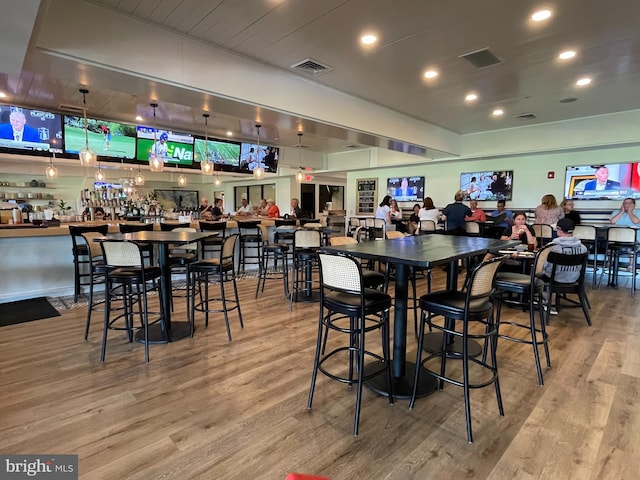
211,198,225,220
560,198,581,225
236,198,252,216
260,198,280,218
289,198,303,218
199,197,213,220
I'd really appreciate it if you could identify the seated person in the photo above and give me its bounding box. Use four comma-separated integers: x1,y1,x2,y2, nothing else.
407,203,421,235
389,198,407,233
490,200,514,228
560,199,581,225
236,198,253,216
501,211,537,246
441,190,472,235
260,198,280,218
610,197,640,226
418,197,440,225
199,197,213,220
539,218,588,315
211,198,225,220
290,198,303,218
465,199,487,222
255,198,268,216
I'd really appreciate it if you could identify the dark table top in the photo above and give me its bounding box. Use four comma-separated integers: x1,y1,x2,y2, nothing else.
101,231,218,244
321,234,518,267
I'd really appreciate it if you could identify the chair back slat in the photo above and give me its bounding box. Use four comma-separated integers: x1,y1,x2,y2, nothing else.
467,257,502,298
221,234,239,260
533,244,553,275
319,253,361,293
329,236,357,246
607,227,637,244
573,225,596,241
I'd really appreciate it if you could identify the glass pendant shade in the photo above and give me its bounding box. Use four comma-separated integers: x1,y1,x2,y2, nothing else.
148,103,163,172
178,173,187,187
295,132,304,183
214,175,221,186
253,165,265,179
135,168,145,186
95,166,105,182
78,89,96,166
296,168,305,183
201,160,214,175
201,113,214,175
149,154,164,172
45,155,58,179
253,123,263,179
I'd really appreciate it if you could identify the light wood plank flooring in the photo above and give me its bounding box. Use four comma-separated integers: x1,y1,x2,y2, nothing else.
0,271,638,479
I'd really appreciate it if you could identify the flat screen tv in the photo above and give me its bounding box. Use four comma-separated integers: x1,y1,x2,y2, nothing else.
136,126,194,166
239,143,279,174
564,163,640,201
386,176,425,202
64,115,136,160
193,137,241,171
460,170,513,201
0,104,63,153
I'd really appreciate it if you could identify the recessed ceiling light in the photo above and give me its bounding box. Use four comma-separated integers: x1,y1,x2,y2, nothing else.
226,131,233,137
531,9,552,22
0,92,6,98
360,34,377,45
465,93,478,102
558,50,576,60
424,70,439,79
492,109,504,116
576,77,592,86
135,115,143,121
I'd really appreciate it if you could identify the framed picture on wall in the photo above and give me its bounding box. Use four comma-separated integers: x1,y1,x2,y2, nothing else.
356,178,377,215
154,189,199,210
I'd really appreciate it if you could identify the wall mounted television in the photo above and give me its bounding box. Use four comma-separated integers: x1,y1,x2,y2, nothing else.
238,143,279,174
460,170,513,201
564,163,640,201
386,176,425,202
193,137,241,172
64,115,136,160
136,126,194,166
0,104,63,153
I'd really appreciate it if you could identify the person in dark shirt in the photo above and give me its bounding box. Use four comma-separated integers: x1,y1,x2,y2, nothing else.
442,190,472,235
560,199,581,225
211,198,224,220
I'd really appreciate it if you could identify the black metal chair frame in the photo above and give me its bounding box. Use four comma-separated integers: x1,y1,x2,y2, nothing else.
255,224,290,299
541,251,592,325
308,252,394,436
237,220,262,274
198,220,227,259
69,224,109,303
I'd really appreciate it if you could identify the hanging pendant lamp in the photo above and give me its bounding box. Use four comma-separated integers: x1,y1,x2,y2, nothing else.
148,103,164,172
45,153,58,179
201,113,214,176
253,124,265,179
78,88,97,167
296,132,305,183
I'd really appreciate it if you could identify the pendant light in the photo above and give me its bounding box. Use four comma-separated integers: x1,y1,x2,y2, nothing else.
95,159,105,182
201,113,214,176
78,88,97,167
177,166,187,187
134,164,145,186
253,123,265,180
45,153,58,179
296,132,305,183
148,103,164,172
214,174,222,186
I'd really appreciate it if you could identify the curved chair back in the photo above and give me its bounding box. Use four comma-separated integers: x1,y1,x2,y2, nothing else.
300,218,320,226
101,241,143,268
353,226,368,243
81,232,105,260
467,256,503,299
160,222,191,231
294,228,322,249
275,218,297,227
419,220,436,233
198,220,227,233
607,226,637,244
119,223,154,233
329,236,357,246
573,225,597,242
318,252,362,294
386,230,404,239
532,224,553,246
220,234,239,269
465,221,481,236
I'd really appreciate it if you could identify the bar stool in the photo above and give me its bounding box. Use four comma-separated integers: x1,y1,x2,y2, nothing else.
495,245,552,385
573,225,600,288
237,220,262,274
69,224,109,302
532,223,554,247
198,220,227,259
80,232,111,340
188,234,243,340
601,227,639,294
274,218,297,246
289,228,322,311
100,240,166,363
167,227,199,310
255,223,289,299
119,223,154,265
307,252,394,436
328,236,385,290
410,257,504,443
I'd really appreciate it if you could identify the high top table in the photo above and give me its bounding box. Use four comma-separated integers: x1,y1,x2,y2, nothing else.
322,234,518,398
99,230,219,342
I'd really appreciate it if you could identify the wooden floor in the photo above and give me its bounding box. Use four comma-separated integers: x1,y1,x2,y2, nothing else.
0,270,638,480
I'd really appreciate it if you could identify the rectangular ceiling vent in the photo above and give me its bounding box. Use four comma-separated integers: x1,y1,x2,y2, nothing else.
58,104,85,114
291,58,332,76
513,112,538,120
459,48,502,69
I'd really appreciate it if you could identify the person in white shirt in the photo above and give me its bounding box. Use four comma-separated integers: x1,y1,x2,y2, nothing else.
418,196,440,225
236,198,252,216
375,195,392,223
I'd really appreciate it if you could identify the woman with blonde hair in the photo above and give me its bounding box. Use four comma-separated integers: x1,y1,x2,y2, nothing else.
534,194,564,226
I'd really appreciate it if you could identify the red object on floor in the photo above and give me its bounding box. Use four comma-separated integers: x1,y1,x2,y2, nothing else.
285,474,330,480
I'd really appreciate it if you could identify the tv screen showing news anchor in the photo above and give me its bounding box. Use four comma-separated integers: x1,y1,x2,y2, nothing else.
0,104,63,153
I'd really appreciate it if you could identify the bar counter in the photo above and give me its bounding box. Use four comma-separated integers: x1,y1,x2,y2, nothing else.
0,218,279,302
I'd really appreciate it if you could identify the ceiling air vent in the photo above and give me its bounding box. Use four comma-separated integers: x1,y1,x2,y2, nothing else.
58,104,85,114
459,48,503,69
513,112,538,120
291,58,332,76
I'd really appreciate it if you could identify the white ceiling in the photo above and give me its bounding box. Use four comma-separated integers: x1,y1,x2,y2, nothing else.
2,0,640,158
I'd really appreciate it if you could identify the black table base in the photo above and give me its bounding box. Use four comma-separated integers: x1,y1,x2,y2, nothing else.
135,321,192,344
364,361,439,399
